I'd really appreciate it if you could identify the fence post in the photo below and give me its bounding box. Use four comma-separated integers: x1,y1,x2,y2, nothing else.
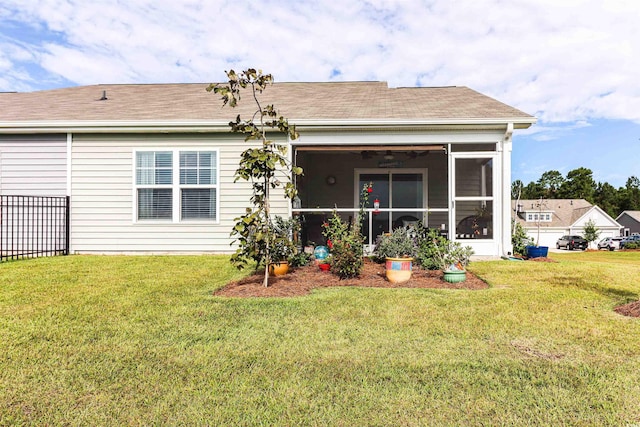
65,196,70,255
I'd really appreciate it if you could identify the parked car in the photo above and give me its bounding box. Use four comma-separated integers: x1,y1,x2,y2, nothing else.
597,236,623,251
620,235,640,249
556,235,588,250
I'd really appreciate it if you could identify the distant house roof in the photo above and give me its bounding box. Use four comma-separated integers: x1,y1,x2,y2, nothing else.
512,199,594,228
0,82,535,132
616,211,640,223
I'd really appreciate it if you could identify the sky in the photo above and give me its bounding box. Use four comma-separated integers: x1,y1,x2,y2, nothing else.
1,0,639,188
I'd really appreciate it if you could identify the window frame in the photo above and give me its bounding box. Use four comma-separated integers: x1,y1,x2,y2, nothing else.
133,148,220,224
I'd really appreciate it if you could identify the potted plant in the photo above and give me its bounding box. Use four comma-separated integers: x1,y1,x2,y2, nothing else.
374,227,418,284
268,216,300,277
431,238,474,283
317,255,332,272
268,237,293,276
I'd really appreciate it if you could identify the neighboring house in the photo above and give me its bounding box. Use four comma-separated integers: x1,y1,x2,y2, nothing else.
616,211,640,236
0,82,535,257
512,199,623,248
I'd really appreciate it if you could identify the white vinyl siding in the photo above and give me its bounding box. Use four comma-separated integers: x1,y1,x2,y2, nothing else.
0,135,67,196
70,134,288,253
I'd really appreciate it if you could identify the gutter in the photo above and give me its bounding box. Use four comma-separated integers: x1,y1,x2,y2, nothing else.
0,117,536,134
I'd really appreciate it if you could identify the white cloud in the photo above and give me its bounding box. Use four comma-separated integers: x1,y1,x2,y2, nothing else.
1,0,639,125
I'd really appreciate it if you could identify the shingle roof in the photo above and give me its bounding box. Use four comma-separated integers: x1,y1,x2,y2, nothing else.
0,82,534,124
512,199,593,228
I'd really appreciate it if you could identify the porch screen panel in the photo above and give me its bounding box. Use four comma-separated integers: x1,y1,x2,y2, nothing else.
455,158,492,197
392,173,423,227
455,201,493,239
453,157,494,240
359,173,390,239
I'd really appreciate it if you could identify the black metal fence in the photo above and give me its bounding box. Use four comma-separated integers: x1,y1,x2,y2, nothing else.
1,195,70,262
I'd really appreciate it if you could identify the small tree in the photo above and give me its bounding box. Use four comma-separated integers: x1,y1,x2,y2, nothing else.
583,219,600,249
208,69,303,287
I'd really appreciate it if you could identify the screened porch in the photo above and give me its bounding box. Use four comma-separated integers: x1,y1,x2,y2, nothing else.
292,144,497,250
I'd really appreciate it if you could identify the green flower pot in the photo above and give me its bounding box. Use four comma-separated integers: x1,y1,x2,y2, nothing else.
443,270,466,283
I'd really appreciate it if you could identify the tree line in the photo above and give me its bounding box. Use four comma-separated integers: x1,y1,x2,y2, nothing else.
512,167,640,218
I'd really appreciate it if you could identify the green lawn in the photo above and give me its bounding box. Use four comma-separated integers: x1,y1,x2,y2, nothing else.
1,252,639,426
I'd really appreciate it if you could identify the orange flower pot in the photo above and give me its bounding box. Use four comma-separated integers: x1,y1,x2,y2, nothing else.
268,261,289,277
385,257,413,284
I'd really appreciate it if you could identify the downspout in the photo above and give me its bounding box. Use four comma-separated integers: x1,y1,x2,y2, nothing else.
66,133,72,254
446,144,453,241
501,123,514,257
66,133,72,197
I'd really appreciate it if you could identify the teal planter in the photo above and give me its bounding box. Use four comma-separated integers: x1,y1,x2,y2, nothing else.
443,270,467,283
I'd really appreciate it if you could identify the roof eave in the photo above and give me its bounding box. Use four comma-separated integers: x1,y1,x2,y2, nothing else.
0,117,536,134
293,118,536,131
0,120,232,134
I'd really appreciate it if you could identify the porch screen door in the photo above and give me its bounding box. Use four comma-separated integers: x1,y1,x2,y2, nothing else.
451,155,496,240
356,169,426,245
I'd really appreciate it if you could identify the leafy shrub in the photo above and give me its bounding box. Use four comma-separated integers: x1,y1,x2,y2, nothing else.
270,216,301,263
414,224,449,270
431,239,474,271
511,220,533,256
288,251,312,268
623,241,640,249
373,227,418,262
322,212,364,279
320,183,372,279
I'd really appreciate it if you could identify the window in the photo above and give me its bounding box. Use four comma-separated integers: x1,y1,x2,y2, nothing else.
179,151,217,220
136,151,173,220
525,211,552,222
135,149,218,222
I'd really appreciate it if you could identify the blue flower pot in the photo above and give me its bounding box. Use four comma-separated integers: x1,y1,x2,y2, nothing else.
525,245,548,258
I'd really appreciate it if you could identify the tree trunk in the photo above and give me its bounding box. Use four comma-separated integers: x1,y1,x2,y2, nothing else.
263,177,271,288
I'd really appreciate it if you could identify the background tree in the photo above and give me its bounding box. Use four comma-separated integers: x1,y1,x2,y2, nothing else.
537,170,564,199
515,170,639,218
511,180,524,200
619,176,640,211
559,167,596,202
522,181,543,200
594,182,620,218
208,68,303,287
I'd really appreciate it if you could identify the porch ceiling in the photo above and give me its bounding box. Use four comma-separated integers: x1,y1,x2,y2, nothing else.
294,144,445,152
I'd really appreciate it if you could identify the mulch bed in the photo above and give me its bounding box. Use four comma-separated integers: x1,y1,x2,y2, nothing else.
215,258,640,319
615,301,640,318
215,258,488,298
